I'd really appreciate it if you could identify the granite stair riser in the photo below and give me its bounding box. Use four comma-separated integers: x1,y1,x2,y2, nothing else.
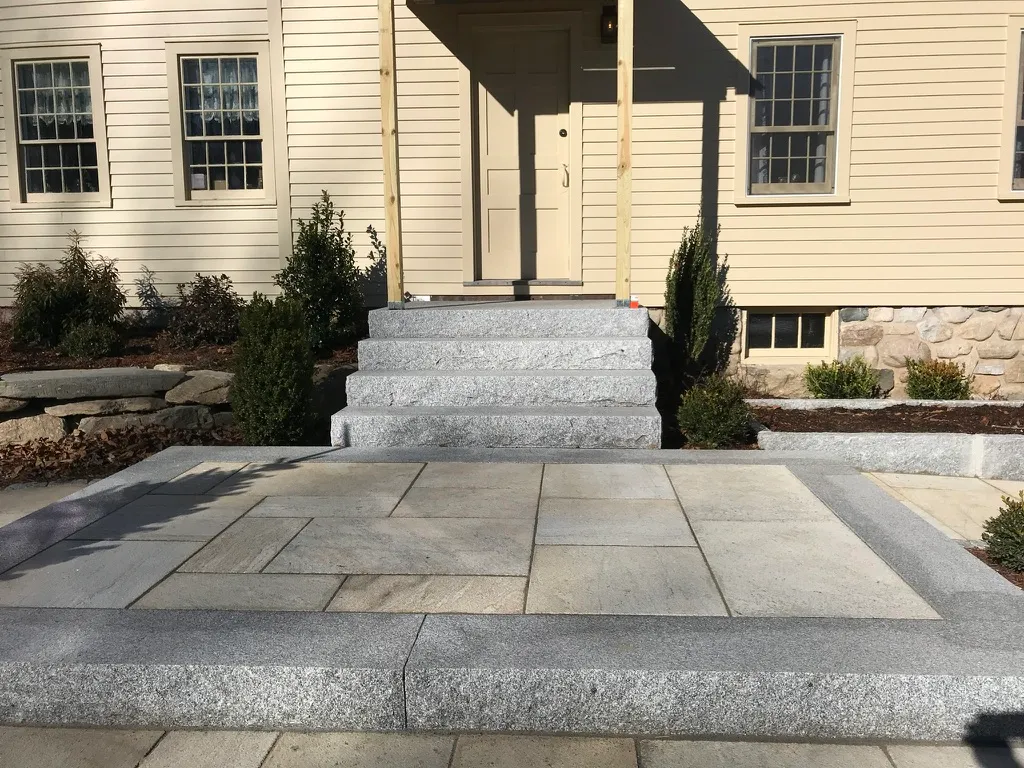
332,407,662,449
358,338,652,371
367,306,650,339
346,371,657,408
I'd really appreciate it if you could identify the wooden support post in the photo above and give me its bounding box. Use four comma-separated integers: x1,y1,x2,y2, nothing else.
614,0,633,307
379,0,404,308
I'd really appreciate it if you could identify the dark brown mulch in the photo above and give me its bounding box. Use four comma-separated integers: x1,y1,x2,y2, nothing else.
0,426,243,489
0,324,359,375
752,405,1024,435
968,547,1024,590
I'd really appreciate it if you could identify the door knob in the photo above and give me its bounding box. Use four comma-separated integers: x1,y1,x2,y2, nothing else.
559,129,567,137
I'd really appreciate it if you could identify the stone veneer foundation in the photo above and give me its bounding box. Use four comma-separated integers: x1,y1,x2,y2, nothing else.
652,306,1024,399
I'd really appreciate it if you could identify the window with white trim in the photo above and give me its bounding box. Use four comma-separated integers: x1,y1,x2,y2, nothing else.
1013,32,1024,190
749,37,840,195
166,42,276,205
743,310,836,363
1,45,110,208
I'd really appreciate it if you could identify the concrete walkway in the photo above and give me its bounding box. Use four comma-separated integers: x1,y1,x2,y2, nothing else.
2,727,1022,768
0,480,91,529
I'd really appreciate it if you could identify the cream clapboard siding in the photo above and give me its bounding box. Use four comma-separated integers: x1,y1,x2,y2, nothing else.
0,0,278,303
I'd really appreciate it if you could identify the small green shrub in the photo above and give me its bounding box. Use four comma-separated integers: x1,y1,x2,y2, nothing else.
170,273,243,346
905,358,973,400
12,231,126,348
677,375,752,448
983,492,1024,572
231,294,315,445
804,356,880,399
134,266,175,329
58,322,122,358
664,208,722,366
275,191,363,352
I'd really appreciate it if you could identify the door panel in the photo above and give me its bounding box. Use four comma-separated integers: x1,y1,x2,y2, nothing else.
475,28,570,280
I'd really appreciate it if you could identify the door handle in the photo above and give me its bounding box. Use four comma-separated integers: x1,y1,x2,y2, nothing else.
562,164,569,188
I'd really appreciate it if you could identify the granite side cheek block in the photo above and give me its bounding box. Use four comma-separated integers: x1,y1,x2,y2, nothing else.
404,668,1024,741
0,664,404,730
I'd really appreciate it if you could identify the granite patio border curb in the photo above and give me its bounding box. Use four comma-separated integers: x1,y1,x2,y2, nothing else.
758,430,1024,481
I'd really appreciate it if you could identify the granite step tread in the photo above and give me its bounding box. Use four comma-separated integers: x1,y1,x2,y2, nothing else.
367,304,650,339
332,406,662,448
345,370,658,408
357,338,652,371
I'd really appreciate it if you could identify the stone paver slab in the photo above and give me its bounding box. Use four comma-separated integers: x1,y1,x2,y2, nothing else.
0,481,90,516
247,495,398,518
873,473,994,491
692,520,939,618
154,462,250,495
453,736,637,768
328,575,525,613
667,464,834,521
541,463,675,499
264,733,453,768
887,744,1024,768
895,485,1008,540
392,487,538,518
132,573,343,610
177,518,310,573
526,545,727,615
640,740,891,768
987,479,1024,497
414,461,543,490
139,731,278,768
68,493,260,541
0,727,163,768
0,539,204,608
536,498,694,546
265,518,533,575
207,462,423,498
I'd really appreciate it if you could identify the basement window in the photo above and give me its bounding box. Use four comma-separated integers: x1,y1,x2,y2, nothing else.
743,309,835,363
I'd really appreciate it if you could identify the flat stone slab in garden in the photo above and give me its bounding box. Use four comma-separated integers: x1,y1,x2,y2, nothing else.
0,368,186,400
1,446,1024,738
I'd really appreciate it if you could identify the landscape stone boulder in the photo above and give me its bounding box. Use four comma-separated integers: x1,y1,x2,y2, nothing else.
79,405,214,434
165,370,234,406
875,368,895,395
877,336,931,367
153,363,192,373
44,397,169,418
0,368,185,400
0,397,27,414
0,414,66,445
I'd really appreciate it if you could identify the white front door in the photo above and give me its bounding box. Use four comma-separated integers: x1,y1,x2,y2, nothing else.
474,27,571,280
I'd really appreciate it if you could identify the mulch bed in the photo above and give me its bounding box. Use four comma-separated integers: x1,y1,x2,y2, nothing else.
0,324,358,375
752,405,1024,435
968,547,1024,590
0,426,243,489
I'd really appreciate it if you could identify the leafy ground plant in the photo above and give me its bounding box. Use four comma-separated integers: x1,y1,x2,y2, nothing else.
804,356,880,399
170,273,244,347
983,492,1024,572
677,375,752,448
905,359,973,400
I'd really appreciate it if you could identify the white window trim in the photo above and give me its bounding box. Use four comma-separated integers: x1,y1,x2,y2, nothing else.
0,43,111,210
734,20,856,207
998,17,1024,202
165,40,277,207
740,308,838,365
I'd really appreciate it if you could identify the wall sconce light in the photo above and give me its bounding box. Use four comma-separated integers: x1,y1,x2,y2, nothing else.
600,5,617,44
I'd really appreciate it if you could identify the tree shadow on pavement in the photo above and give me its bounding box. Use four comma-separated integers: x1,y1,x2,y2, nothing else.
965,713,1024,768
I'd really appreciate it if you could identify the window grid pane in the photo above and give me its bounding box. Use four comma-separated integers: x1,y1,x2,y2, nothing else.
1016,34,1024,187
180,55,263,193
747,312,828,352
750,38,837,193
14,58,97,195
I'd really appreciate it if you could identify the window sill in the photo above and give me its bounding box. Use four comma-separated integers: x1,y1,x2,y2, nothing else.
997,192,1024,203
734,194,851,207
743,354,834,366
174,197,277,208
9,199,113,211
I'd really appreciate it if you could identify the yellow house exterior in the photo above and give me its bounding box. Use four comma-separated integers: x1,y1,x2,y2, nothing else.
1,0,1024,395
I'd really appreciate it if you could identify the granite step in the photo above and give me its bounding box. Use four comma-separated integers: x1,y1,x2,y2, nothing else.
367,303,650,339
331,406,662,448
345,370,658,408
357,338,652,371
